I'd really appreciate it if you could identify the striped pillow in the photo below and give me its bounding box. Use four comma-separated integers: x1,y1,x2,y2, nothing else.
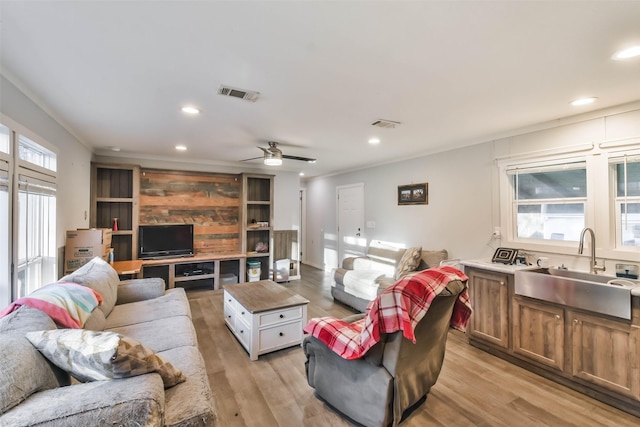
395,246,422,280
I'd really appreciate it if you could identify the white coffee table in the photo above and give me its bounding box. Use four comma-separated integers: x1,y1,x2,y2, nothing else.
223,280,309,360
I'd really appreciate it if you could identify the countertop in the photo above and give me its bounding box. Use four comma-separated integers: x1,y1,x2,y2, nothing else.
461,259,640,297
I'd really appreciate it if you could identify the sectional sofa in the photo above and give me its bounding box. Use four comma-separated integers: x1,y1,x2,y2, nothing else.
0,257,216,426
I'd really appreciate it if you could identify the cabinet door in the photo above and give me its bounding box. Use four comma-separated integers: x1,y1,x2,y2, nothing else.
467,269,510,349
569,310,640,399
512,297,564,370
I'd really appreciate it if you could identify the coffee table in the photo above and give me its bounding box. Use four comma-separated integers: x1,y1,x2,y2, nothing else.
223,280,309,360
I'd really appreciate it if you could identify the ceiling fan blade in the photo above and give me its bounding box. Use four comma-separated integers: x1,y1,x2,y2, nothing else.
240,156,263,162
282,154,316,162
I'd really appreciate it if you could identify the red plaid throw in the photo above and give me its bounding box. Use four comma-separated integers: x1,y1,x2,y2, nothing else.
303,265,472,360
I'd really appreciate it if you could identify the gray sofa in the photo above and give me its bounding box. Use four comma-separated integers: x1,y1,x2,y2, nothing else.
332,244,448,312
0,257,216,427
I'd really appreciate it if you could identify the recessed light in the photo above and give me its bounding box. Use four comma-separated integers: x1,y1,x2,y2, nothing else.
612,45,640,60
175,145,187,151
368,138,381,144
181,106,200,114
111,146,121,152
570,97,597,107
299,172,305,176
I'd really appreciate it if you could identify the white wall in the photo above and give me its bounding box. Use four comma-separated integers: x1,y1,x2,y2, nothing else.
305,142,495,270
305,101,640,272
0,75,93,274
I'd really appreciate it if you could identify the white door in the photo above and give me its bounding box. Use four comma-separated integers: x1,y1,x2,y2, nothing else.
337,183,365,265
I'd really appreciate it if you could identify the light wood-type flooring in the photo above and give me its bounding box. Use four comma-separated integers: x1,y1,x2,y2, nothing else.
187,264,639,427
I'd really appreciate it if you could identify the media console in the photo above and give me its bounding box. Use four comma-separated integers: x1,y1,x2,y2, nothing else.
141,253,246,290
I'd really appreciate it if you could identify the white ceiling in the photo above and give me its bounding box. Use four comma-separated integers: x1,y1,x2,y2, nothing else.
1,1,639,178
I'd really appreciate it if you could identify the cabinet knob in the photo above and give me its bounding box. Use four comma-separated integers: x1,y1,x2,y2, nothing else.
555,315,560,320
574,319,579,324
227,315,231,319
279,314,285,319
240,330,244,334
241,311,245,315
279,332,284,337
500,281,505,286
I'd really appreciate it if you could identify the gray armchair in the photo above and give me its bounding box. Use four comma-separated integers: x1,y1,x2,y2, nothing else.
304,279,466,427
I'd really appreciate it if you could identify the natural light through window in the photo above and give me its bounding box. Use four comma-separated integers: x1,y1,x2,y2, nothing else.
612,156,640,248
19,134,57,172
509,162,586,242
0,124,9,154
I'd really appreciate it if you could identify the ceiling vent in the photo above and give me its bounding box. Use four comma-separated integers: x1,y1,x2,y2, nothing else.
217,85,260,102
371,119,401,129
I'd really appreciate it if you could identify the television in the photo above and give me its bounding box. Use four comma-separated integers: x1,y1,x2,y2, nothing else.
138,224,194,259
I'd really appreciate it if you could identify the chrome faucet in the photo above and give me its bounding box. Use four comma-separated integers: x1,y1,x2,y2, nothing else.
578,227,606,274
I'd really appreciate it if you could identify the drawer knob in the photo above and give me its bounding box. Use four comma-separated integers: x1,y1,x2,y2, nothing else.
279,314,285,319
227,315,231,319
279,332,284,337
240,330,244,334
555,315,560,320
241,311,245,315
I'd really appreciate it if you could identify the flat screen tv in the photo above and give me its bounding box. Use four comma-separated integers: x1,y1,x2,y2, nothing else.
138,224,194,259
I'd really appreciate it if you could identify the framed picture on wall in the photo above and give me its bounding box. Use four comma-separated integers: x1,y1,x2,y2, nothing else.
397,182,428,205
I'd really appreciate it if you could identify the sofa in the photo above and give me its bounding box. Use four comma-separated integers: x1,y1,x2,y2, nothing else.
332,242,448,312
0,257,216,427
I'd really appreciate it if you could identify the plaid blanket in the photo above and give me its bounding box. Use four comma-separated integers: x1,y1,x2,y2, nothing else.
303,265,472,360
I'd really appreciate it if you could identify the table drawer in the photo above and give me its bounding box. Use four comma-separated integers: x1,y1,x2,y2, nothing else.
259,320,303,352
259,306,302,327
223,291,237,311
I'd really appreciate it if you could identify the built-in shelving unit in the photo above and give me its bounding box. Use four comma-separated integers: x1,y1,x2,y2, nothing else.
90,163,139,261
241,173,274,280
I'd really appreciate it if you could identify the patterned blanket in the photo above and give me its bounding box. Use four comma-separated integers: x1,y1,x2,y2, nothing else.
303,265,472,359
0,281,103,328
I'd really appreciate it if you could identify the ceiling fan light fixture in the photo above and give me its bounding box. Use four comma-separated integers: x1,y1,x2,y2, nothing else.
263,146,283,166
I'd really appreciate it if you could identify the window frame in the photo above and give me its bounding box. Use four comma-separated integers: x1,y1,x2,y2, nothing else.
498,154,595,256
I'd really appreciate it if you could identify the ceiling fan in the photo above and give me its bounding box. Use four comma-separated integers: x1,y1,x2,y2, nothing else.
244,141,316,166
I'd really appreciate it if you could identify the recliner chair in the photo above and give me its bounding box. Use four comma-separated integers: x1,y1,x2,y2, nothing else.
303,279,466,427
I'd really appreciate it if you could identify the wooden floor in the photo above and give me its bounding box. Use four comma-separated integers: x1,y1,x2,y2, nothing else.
187,264,639,427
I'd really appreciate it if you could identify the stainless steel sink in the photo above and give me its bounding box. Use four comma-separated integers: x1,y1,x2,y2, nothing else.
514,268,635,320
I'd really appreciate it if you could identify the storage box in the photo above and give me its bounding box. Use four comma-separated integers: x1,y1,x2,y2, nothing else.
220,273,238,285
64,228,112,273
273,258,290,283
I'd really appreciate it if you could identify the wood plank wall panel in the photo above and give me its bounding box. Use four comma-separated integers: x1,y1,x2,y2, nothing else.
139,169,241,254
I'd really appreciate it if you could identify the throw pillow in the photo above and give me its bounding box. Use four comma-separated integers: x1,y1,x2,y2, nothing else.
0,282,103,329
26,329,186,388
395,246,422,280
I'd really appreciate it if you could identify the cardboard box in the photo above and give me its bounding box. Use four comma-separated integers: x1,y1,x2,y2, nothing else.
64,228,112,273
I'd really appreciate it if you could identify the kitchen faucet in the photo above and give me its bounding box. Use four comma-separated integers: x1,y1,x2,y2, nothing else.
578,227,606,274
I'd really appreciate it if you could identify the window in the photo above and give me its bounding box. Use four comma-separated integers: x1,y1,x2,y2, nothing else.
508,162,586,242
16,173,57,298
612,156,640,248
19,134,56,172
0,124,9,154
0,164,9,308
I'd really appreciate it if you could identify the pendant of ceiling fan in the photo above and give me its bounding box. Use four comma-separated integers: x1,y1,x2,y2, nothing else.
241,141,316,165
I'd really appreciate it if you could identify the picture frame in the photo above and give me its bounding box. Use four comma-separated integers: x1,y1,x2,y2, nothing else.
397,182,428,205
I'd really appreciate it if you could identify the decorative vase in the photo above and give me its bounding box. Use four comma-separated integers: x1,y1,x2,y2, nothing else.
112,218,119,231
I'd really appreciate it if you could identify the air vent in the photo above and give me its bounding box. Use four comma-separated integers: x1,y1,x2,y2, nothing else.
217,85,260,102
371,119,401,129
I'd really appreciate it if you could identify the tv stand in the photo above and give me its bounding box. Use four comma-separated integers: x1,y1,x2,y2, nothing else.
142,253,246,290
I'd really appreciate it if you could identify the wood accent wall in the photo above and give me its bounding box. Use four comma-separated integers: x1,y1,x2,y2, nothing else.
139,169,241,254
273,230,298,261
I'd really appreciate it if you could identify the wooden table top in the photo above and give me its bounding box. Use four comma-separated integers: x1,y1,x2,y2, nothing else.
111,260,143,275
224,280,309,313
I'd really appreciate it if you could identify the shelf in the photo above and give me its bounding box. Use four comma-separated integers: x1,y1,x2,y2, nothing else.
247,201,271,205
112,230,133,236
247,252,270,257
96,197,133,203
174,273,216,283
